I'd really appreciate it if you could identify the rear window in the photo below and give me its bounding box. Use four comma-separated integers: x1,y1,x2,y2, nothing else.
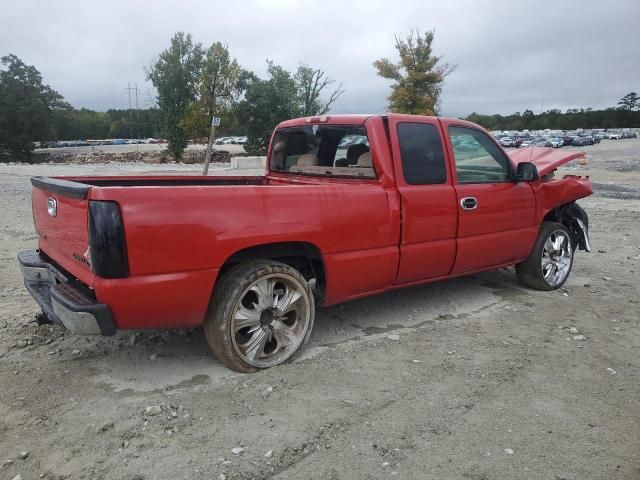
269,125,375,178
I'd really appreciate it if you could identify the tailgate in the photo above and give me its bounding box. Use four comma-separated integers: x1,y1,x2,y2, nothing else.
31,177,96,286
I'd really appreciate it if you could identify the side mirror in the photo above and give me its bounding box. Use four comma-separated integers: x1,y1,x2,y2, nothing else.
516,162,538,182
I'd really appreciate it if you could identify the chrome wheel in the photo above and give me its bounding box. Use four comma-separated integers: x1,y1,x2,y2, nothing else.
541,230,573,287
230,273,312,368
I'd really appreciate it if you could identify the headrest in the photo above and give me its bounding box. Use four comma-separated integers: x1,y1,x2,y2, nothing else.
272,141,286,153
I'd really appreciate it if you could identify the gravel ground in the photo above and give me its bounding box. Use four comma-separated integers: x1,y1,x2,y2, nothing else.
0,140,639,480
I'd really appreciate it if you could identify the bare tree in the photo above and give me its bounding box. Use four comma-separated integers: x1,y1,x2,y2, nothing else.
295,65,345,116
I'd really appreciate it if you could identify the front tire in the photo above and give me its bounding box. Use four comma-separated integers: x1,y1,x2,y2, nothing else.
516,222,574,291
204,259,315,372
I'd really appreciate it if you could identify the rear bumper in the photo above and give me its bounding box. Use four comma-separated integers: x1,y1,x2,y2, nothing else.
18,250,115,335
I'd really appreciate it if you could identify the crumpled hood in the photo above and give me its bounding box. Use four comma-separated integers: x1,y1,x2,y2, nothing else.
508,147,587,177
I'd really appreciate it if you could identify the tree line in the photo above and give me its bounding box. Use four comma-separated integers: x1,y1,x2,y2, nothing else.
52,108,162,140
466,98,640,132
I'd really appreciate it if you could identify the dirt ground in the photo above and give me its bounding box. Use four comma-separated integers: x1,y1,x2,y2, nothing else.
0,140,639,480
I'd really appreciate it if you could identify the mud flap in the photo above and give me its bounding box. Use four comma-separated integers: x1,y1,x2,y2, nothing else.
563,203,591,252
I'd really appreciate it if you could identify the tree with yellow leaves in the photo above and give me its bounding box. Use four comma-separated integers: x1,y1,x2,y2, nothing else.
374,29,455,115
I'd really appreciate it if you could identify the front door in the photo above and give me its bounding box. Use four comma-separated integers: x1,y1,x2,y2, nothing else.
443,120,538,274
441,122,537,274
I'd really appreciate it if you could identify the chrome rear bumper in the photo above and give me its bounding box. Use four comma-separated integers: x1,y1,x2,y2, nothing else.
18,250,115,335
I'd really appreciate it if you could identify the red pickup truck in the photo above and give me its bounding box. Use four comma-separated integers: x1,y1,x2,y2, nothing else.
19,114,592,371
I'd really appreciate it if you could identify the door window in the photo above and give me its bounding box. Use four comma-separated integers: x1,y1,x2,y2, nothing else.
397,123,447,185
449,126,511,183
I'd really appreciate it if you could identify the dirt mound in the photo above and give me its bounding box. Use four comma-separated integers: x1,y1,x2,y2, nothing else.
32,149,231,165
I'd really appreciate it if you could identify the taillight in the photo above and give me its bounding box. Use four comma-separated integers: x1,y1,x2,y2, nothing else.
88,201,129,278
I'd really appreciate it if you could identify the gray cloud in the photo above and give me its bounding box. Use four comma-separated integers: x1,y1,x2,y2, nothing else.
2,0,639,117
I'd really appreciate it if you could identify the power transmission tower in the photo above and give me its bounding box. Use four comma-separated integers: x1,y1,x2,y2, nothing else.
126,82,141,139
135,82,140,139
126,82,133,139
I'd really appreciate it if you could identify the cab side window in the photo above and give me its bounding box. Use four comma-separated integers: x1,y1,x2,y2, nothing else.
397,122,447,185
449,126,511,183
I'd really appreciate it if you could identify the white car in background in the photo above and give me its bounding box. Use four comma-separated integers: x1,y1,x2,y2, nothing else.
499,136,516,147
549,137,564,148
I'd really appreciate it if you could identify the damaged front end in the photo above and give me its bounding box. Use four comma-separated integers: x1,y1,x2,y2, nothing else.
509,146,592,252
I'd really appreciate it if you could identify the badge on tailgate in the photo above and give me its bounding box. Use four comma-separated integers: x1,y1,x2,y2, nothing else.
47,197,57,217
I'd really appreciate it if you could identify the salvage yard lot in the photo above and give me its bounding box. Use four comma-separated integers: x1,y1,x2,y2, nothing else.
1,140,639,479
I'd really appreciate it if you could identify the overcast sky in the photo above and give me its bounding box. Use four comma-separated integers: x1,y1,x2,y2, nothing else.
2,0,639,117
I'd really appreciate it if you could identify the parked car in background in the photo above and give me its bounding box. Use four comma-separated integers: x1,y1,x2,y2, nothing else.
549,137,564,148
621,130,637,139
607,132,622,140
499,136,516,147
534,137,553,147
571,136,588,146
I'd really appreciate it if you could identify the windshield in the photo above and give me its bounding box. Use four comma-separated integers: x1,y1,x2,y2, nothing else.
269,124,375,178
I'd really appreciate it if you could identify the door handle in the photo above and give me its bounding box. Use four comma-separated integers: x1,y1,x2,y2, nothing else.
460,197,478,210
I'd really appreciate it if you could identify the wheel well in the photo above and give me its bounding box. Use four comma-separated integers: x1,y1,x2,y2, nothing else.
542,202,589,251
543,202,579,226
219,242,326,295
543,206,564,224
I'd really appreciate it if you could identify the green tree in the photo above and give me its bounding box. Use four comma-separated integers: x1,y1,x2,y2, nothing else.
236,61,302,154
618,92,638,111
373,29,455,115
294,65,345,116
147,32,203,159
0,54,70,160
198,42,243,174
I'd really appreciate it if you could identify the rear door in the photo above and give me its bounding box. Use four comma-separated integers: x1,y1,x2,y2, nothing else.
387,115,458,284
440,121,537,274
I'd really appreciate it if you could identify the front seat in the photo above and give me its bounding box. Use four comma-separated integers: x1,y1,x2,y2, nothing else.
346,144,369,165
357,152,372,167
296,153,319,166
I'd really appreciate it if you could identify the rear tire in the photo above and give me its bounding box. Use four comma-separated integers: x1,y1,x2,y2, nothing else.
516,222,574,291
204,259,315,373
